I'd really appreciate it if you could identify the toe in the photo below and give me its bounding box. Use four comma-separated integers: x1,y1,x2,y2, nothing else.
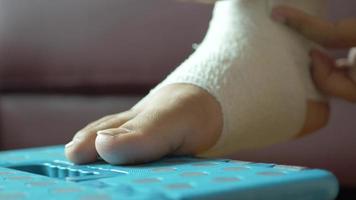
95,110,184,165
65,110,136,164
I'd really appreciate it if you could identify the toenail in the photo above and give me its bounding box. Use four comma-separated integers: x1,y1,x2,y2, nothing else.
97,128,130,137
65,138,80,148
65,141,75,148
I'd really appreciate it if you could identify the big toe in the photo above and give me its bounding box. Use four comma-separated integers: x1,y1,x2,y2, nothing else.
95,84,223,165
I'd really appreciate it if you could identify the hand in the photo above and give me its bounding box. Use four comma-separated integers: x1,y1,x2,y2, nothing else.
272,5,356,103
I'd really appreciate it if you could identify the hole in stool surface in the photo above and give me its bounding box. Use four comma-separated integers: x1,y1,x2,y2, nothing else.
166,183,193,190
134,177,161,184
180,172,208,177
7,164,95,179
52,187,82,194
191,162,218,166
5,162,126,182
257,171,285,176
0,192,26,200
213,177,240,183
152,167,176,172
223,167,249,171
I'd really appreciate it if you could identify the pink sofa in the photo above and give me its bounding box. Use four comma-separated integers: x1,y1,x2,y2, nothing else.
0,0,355,193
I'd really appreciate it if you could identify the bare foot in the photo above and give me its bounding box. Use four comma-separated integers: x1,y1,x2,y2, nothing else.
65,84,329,165
65,84,222,165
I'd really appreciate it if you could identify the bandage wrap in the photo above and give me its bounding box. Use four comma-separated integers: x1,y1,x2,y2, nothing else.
141,0,327,156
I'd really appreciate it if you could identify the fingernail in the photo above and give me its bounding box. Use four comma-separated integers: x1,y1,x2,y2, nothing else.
97,128,130,137
271,9,287,23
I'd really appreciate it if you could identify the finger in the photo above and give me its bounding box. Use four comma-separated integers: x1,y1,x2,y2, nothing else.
310,49,356,102
65,110,137,164
271,6,356,48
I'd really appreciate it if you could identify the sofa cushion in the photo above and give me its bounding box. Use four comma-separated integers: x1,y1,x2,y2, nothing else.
0,0,212,93
0,94,140,149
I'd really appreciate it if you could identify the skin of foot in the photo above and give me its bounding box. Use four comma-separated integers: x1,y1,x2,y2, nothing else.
65,83,329,165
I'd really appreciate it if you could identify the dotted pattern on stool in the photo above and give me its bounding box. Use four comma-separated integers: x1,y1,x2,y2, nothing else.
0,146,339,200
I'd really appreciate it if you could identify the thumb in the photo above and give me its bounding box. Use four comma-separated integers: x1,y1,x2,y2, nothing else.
311,49,356,102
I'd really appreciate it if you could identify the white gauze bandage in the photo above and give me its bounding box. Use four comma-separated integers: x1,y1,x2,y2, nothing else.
139,0,327,156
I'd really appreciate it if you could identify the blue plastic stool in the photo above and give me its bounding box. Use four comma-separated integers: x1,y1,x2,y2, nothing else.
0,146,338,200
